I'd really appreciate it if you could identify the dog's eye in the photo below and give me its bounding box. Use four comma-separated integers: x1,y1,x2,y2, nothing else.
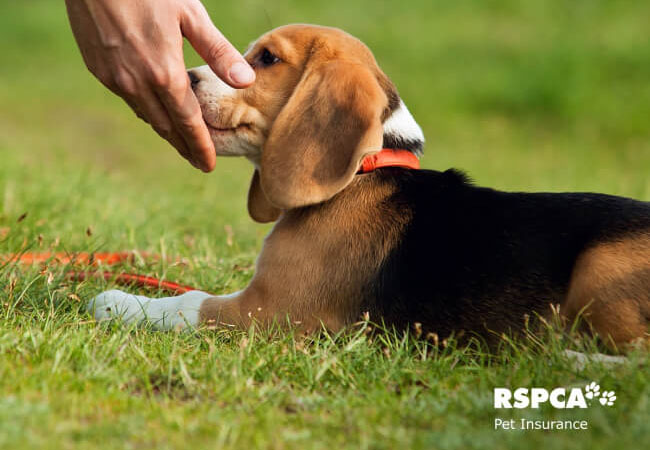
259,48,280,67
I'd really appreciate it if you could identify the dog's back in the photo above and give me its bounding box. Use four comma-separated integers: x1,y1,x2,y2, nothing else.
354,168,650,345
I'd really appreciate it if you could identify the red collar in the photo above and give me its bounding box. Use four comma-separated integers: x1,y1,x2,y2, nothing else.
357,148,420,174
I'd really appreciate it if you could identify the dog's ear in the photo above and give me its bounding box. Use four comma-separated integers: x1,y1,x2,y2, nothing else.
248,170,281,223
257,62,387,210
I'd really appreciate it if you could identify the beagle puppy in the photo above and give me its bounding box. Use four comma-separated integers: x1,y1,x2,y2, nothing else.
91,25,650,348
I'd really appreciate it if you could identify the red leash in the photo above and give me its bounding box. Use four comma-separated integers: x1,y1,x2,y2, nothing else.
67,271,200,294
2,251,205,295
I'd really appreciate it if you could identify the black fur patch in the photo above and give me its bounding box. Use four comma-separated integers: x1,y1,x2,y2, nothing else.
382,133,424,155
359,168,650,346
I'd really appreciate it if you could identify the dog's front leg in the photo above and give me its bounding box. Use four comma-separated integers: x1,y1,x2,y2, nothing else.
88,289,257,330
88,290,213,330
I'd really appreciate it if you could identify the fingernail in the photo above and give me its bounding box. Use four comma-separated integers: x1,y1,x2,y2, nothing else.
229,62,255,85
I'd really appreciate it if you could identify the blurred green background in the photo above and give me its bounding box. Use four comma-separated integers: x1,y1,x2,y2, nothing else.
2,0,649,290
2,1,649,221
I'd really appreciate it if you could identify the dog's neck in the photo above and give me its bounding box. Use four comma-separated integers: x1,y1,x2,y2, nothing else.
382,99,425,155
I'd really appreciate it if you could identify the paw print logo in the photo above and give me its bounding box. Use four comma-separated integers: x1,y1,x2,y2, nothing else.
584,382,601,400
599,391,616,406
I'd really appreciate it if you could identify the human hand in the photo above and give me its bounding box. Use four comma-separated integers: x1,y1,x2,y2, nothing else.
64,0,255,172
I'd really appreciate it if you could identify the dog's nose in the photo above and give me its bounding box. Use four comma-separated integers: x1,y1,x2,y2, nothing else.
188,70,200,90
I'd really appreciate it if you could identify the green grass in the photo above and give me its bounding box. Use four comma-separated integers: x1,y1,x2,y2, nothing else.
1,0,649,448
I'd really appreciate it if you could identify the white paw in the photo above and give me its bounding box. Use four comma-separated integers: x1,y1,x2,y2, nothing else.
88,289,212,330
89,290,146,323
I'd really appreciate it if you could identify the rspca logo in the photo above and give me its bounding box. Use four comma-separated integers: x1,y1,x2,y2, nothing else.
494,381,616,409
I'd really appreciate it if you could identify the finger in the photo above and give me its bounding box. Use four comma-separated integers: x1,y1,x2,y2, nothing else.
153,73,217,172
113,52,212,171
124,87,202,170
180,1,255,88
166,128,199,169
123,97,148,123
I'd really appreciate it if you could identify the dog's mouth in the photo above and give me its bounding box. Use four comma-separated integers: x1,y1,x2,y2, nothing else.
204,121,252,134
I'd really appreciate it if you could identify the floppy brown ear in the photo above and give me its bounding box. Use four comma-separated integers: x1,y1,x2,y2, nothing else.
248,170,281,223
258,62,388,210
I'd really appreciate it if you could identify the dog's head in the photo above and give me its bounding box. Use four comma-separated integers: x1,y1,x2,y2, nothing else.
188,24,424,222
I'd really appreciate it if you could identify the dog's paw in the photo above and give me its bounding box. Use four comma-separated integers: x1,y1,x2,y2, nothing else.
87,289,212,330
88,290,150,324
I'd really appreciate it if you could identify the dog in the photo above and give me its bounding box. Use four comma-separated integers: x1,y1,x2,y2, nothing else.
90,24,650,349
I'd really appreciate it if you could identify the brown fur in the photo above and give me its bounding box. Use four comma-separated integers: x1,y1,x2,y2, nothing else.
199,25,403,330
200,173,410,330
247,170,281,223
564,234,650,348
237,25,399,221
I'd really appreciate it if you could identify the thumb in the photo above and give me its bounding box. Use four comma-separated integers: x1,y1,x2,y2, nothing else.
181,2,255,88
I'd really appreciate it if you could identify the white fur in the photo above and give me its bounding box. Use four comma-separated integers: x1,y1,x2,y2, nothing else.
190,65,264,158
382,100,424,145
88,290,213,330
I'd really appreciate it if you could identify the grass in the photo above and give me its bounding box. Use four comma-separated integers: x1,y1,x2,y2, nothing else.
0,0,649,448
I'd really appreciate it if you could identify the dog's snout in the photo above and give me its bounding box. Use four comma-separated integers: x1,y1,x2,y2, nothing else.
188,70,200,90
